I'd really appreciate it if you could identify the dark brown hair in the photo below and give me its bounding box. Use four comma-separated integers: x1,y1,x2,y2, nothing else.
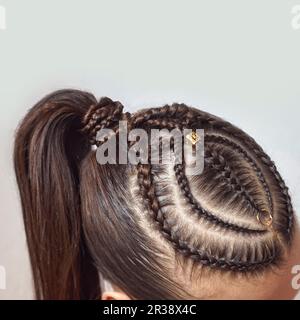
14,89,295,299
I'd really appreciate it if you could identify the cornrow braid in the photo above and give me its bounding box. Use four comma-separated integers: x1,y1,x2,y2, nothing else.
133,103,294,238
137,161,277,272
205,134,273,212
137,163,169,237
82,97,124,145
131,104,190,128
167,226,280,272
131,103,293,274
204,148,261,214
193,112,294,238
157,106,292,237
15,88,296,301
174,163,266,234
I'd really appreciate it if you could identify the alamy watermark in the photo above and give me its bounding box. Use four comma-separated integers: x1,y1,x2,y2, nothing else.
291,5,300,30
0,265,6,290
0,5,6,30
95,122,204,176
291,265,300,290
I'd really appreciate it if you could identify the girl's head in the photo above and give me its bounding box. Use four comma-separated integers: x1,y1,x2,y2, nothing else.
14,89,298,300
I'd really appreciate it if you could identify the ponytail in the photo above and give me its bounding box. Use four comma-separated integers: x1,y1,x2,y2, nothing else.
14,90,100,299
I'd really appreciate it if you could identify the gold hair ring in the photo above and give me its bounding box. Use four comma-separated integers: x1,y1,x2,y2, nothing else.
256,209,273,227
186,131,200,145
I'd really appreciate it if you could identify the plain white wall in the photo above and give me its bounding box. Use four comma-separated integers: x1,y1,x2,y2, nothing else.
0,0,299,299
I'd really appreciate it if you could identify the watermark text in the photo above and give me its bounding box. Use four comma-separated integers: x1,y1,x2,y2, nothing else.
0,5,6,30
291,5,300,30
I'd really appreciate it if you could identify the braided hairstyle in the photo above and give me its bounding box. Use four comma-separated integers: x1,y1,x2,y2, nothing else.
82,97,294,272
15,89,295,299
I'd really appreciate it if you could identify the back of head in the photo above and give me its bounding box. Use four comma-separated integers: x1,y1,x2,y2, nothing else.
14,89,295,299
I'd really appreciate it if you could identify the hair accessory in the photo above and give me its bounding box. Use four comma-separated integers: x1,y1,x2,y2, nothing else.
186,131,200,145
256,209,273,227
